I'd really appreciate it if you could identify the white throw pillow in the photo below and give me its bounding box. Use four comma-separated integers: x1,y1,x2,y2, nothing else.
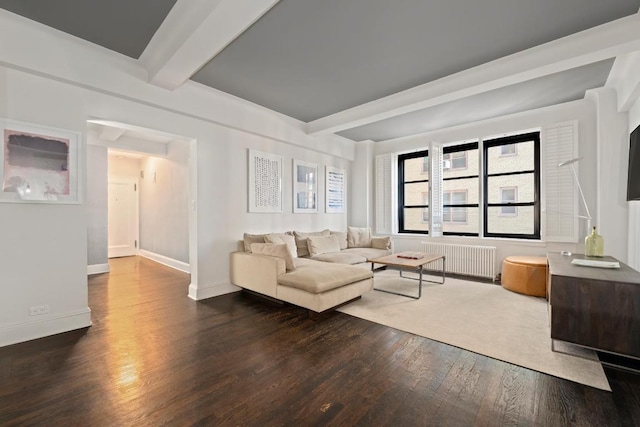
307,234,341,257
250,243,296,271
265,233,298,258
347,227,372,248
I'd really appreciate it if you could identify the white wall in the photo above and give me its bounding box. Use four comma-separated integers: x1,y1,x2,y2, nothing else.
0,70,90,347
86,145,108,270
369,100,599,272
139,141,190,264
586,88,629,262
108,154,141,179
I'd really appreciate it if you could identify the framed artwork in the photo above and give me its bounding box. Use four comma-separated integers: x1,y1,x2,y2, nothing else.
325,166,346,213
293,159,318,213
0,119,80,203
248,149,283,213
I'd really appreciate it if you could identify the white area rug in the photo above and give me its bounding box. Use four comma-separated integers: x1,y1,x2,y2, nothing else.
337,270,610,391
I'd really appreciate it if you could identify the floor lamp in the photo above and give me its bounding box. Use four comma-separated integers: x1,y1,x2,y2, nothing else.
558,157,592,232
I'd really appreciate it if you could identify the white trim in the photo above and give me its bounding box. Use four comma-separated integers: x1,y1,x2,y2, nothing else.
188,282,240,301
0,308,92,348
139,249,190,273
87,263,110,275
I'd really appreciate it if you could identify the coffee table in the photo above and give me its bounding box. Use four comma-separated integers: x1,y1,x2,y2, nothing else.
369,252,446,299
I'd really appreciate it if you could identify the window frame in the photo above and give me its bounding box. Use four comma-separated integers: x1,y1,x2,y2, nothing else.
442,142,479,236
500,144,517,157
443,190,468,223
483,132,540,239
499,186,517,216
443,151,468,170
398,149,430,234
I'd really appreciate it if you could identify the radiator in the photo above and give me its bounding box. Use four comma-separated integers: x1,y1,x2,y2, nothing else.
420,242,496,281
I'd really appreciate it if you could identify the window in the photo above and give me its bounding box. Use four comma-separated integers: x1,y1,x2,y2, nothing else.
443,142,479,236
500,144,517,156
443,191,467,222
500,187,517,215
396,131,539,239
398,150,429,233
443,151,467,169
483,132,540,239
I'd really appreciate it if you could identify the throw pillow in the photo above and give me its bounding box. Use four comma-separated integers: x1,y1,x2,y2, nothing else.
330,230,348,250
347,227,372,248
293,229,330,257
265,233,298,258
307,234,341,257
250,243,296,271
371,236,392,250
243,233,267,252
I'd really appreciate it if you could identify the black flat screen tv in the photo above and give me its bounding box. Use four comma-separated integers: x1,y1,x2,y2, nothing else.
628,123,640,201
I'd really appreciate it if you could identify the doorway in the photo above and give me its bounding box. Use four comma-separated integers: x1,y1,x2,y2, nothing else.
108,177,139,258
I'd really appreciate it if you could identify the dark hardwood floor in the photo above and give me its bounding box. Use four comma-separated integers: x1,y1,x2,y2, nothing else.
1,256,639,426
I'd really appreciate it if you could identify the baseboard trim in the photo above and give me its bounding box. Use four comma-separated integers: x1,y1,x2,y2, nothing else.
139,249,190,273
0,308,92,348
189,282,240,301
87,263,110,275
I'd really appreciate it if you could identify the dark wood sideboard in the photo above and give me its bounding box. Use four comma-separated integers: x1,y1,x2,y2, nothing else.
547,252,640,358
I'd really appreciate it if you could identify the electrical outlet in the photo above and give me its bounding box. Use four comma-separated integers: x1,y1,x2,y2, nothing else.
29,304,49,316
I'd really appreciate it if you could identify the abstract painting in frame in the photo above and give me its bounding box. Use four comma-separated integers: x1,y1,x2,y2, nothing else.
248,149,283,213
0,119,79,203
325,166,345,213
293,159,318,213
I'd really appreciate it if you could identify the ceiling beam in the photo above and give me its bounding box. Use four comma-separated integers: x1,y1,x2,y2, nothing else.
307,13,640,136
140,0,281,91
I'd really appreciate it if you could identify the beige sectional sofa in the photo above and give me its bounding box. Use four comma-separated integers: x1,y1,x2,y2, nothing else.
230,227,392,312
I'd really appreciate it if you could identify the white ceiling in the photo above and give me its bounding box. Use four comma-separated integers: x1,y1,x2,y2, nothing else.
1,0,639,143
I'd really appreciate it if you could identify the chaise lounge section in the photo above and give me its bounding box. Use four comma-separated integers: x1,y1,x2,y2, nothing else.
230,227,392,312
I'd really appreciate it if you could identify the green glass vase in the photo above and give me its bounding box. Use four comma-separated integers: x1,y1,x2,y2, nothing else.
584,226,604,257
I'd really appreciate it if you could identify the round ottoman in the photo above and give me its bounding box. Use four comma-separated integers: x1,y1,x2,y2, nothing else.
501,256,547,297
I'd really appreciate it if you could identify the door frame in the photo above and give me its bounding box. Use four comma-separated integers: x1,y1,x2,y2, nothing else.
107,176,139,258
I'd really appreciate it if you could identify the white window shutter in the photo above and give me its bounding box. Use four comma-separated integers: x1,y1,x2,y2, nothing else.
543,121,578,242
430,143,443,237
375,154,393,234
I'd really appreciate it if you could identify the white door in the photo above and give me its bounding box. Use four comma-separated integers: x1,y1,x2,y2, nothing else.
108,178,139,258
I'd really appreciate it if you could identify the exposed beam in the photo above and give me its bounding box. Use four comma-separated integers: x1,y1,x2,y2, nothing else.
140,0,281,91
307,13,640,136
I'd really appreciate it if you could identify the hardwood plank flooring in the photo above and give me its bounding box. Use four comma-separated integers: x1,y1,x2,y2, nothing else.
1,256,639,426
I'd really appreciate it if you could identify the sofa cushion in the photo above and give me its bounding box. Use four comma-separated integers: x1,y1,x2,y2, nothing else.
371,236,392,250
243,233,267,252
347,227,372,248
294,229,330,257
278,262,372,294
307,234,341,257
251,243,296,271
330,230,348,250
342,247,392,260
310,251,367,265
265,233,298,258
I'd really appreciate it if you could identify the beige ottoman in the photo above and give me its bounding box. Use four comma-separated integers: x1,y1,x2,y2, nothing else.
501,256,547,297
